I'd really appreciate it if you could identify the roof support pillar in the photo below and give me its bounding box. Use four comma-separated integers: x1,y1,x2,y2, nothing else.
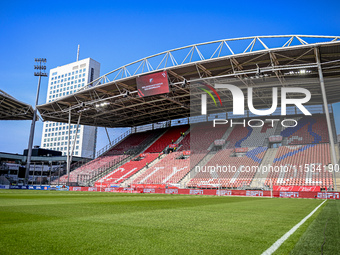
66,108,71,185
69,113,82,174
105,127,111,145
315,47,338,169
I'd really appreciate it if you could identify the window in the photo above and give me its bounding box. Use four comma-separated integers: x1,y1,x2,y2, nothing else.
83,68,86,72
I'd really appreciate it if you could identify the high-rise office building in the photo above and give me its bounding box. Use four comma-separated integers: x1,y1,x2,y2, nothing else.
40,58,100,158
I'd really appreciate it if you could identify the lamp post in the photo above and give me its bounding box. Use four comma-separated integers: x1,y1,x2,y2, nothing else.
25,58,47,184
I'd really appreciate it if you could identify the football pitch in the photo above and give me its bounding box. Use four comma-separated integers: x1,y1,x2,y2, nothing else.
0,190,339,255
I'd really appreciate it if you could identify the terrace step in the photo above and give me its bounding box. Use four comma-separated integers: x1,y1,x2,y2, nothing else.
250,147,278,189
179,150,217,187
120,154,166,187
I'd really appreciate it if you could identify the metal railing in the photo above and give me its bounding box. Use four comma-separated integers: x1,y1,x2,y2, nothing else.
95,129,132,158
77,154,130,186
78,35,340,92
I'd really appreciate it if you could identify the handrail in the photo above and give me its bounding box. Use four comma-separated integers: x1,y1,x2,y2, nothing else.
95,129,132,158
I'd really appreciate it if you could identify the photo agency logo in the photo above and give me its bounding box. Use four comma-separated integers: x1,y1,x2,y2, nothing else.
200,84,312,128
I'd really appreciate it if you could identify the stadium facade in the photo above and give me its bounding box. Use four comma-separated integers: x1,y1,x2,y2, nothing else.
40,58,100,158
18,35,340,193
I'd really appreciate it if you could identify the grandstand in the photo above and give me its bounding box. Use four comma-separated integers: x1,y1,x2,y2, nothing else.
34,35,340,191
132,151,190,185
95,153,159,187
265,143,333,189
0,89,34,120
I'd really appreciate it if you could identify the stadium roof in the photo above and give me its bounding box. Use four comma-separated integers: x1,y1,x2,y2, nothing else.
0,89,35,120
37,35,340,127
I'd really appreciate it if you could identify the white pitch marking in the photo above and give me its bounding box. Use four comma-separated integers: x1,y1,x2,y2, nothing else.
261,199,327,255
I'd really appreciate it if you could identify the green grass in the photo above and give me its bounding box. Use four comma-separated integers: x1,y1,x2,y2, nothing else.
0,190,326,255
289,200,340,255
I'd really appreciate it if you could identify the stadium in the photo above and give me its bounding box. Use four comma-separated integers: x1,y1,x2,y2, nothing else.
1,35,340,254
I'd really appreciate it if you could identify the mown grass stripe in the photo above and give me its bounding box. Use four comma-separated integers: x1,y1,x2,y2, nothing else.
261,200,326,255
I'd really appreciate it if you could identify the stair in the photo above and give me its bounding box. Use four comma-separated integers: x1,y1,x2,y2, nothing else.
140,128,169,153
250,147,278,189
222,125,235,140
178,150,217,187
273,118,283,136
174,126,191,144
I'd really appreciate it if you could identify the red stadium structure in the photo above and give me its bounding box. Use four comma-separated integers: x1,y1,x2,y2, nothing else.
36,35,340,196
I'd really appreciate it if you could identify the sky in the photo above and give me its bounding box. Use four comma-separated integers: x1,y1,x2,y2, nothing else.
0,0,339,155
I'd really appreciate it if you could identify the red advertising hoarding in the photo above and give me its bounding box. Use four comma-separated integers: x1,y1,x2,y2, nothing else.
235,147,248,153
273,185,321,192
67,186,340,199
169,144,178,149
137,71,169,97
269,135,283,142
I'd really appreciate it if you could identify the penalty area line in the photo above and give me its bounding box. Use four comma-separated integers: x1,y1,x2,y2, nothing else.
261,199,327,255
